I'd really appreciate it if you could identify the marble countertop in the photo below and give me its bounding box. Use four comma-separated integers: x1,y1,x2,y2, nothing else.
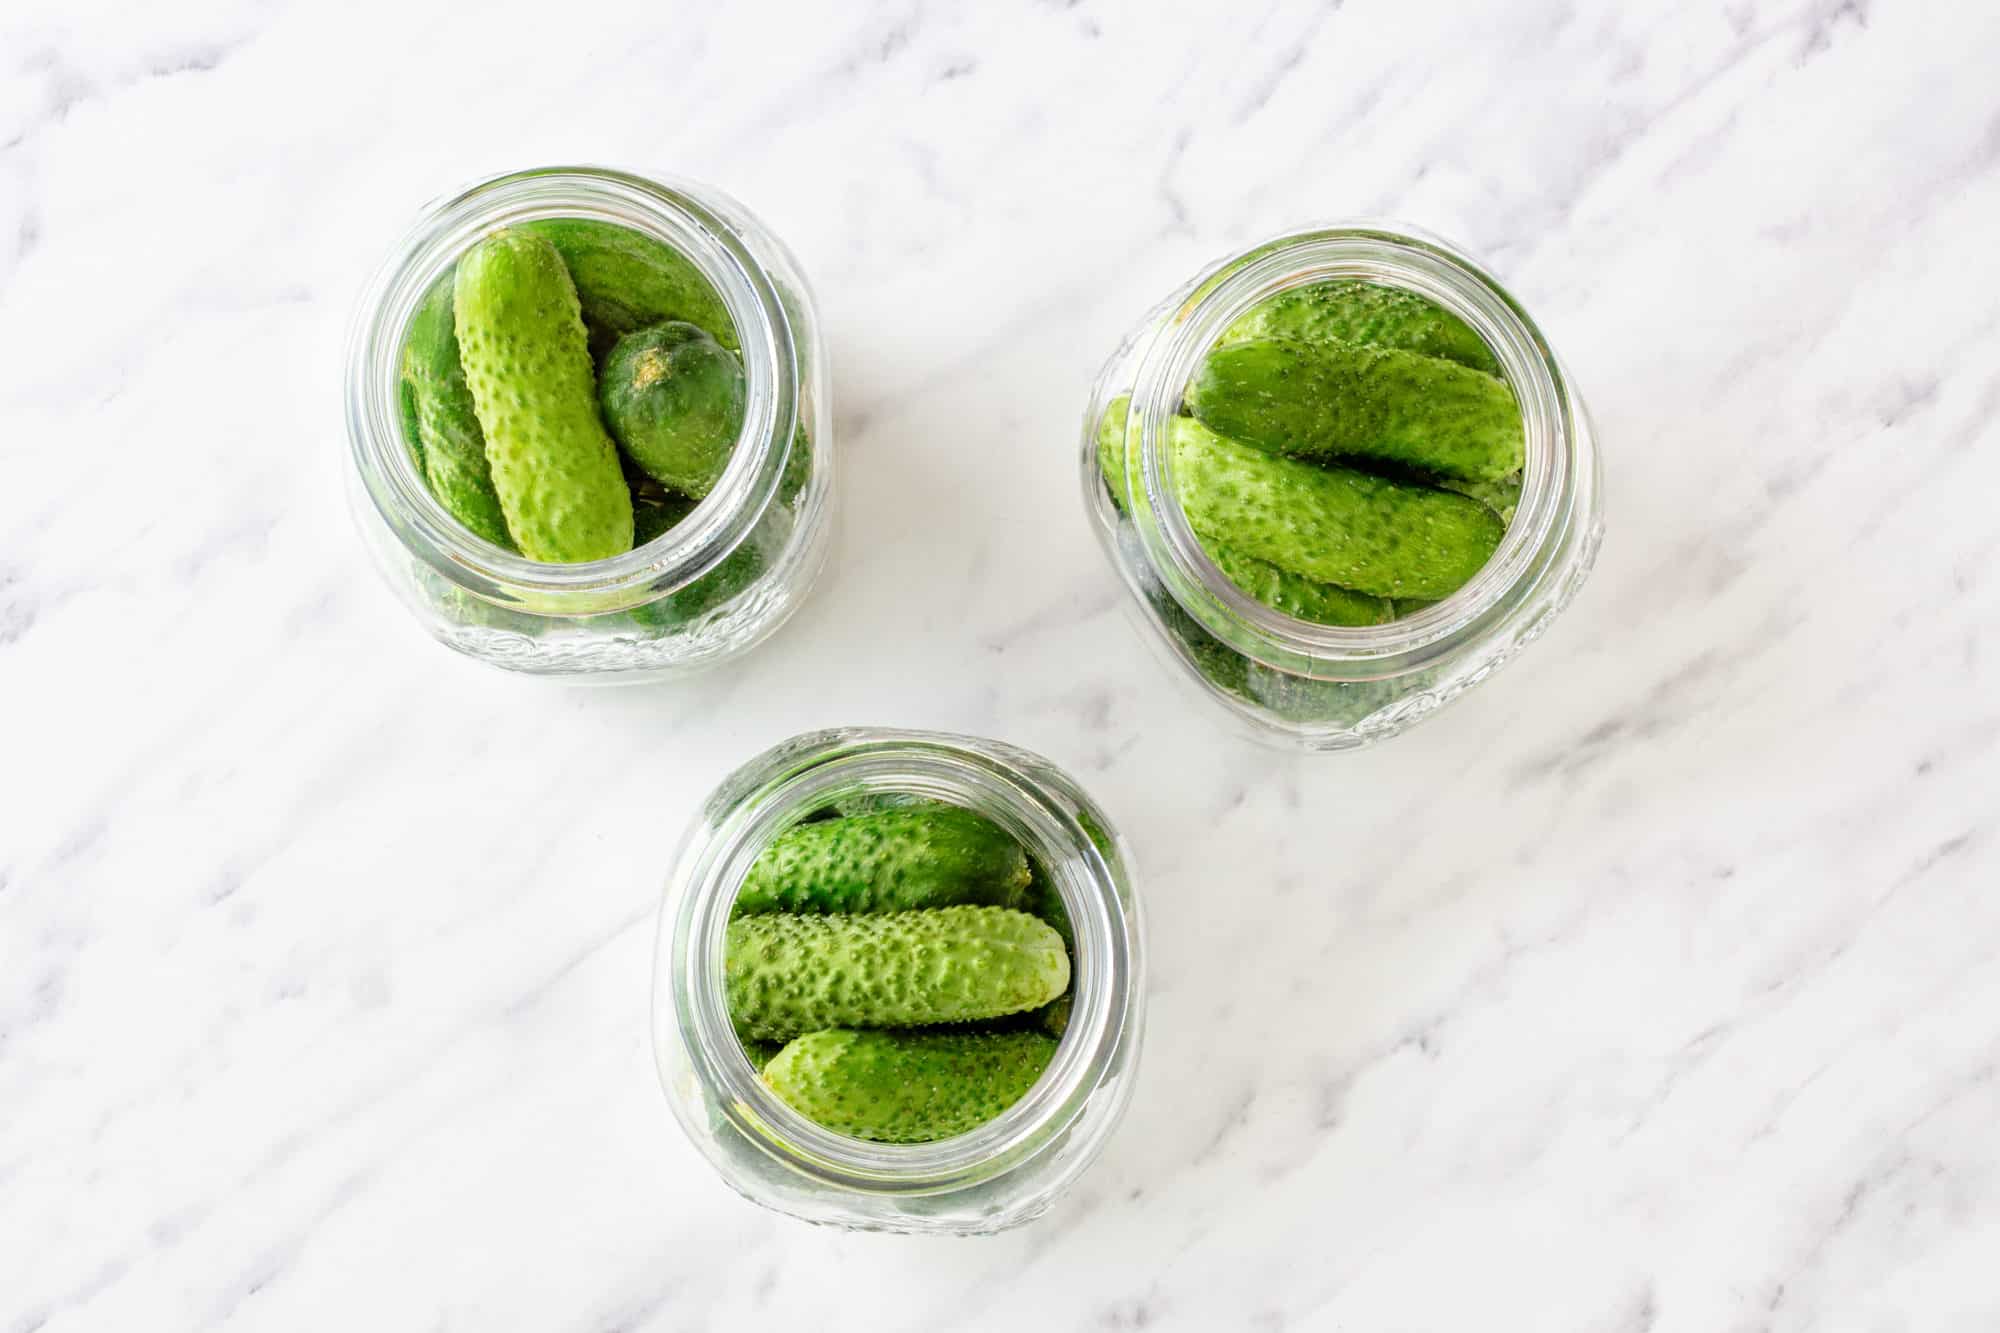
6,2,1998,1329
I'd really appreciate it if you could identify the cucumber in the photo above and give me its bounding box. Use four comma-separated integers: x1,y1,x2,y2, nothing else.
1188,337,1523,482
625,539,767,632
1097,396,1392,623
741,1038,784,1070
1172,417,1502,600
401,270,515,550
733,806,1030,917
453,228,634,563
1222,279,1500,375
725,906,1069,1040
624,461,697,546
1440,471,1522,524
1035,994,1072,1041
522,218,737,356
763,1029,1057,1143
600,322,744,499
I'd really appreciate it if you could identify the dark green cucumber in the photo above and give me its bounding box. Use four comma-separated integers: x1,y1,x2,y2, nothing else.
624,460,697,546
733,806,1031,917
523,218,737,356
1222,279,1500,374
763,1029,1057,1143
401,270,515,550
1172,417,1502,599
725,906,1069,1040
1189,337,1523,482
1097,396,1395,621
600,322,745,499
453,228,633,563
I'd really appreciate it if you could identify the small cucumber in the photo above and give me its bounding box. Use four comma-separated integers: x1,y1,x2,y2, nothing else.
763,1029,1056,1143
522,218,737,356
400,270,515,550
1188,337,1523,482
453,228,634,563
1172,416,1502,599
600,321,745,499
725,906,1069,1040
1222,279,1500,375
733,806,1031,917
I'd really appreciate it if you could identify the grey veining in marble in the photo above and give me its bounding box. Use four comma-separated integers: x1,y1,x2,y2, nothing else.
3,1,1998,1329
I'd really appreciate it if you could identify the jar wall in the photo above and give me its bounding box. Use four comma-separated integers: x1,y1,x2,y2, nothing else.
344,167,833,681
653,728,1145,1235
1081,224,1604,751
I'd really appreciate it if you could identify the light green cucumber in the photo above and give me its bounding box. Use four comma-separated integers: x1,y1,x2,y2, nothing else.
1222,279,1500,375
401,270,515,550
1172,417,1502,600
453,228,634,562
1188,337,1523,482
763,1029,1057,1143
600,322,744,498
1097,395,1392,623
725,906,1069,1041
523,218,737,356
733,806,1030,917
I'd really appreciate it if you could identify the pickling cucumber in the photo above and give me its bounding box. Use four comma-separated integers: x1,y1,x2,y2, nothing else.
1172,416,1502,599
1222,279,1500,375
733,806,1030,917
725,906,1069,1040
400,270,515,550
1096,396,1394,624
600,321,744,499
1188,337,1523,482
523,218,737,356
453,228,634,563
762,1029,1057,1143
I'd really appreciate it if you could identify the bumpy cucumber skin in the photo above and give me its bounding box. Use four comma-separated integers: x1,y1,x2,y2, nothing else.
401,271,516,550
600,322,745,499
1222,279,1500,375
523,218,738,356
763,1029,1057,1143
733,807,1031,917
453,229,634,563
725,906,1069,1041
1189,337,1523,483
1173,417,1502,600
1096,396,1393,623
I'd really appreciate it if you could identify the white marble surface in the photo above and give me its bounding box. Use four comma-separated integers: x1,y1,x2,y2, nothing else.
5,1,1999,1328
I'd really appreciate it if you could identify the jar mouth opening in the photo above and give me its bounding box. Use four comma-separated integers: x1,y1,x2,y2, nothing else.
659,732,1137,1196
1121,222,1581,679
342,165,800,614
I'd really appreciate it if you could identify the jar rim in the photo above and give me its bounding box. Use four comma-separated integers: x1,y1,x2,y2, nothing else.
342,165,800,614
655,728,1142,1198
1108,220,1588,680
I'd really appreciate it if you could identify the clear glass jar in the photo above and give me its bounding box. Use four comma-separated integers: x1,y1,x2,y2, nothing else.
343,166,832,679
1083,222,1604,750
652,728,1145,1235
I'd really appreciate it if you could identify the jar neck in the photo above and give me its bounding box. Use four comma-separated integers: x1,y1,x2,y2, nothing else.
662,729,1137,1196
344,166,800,616
1119,222,1588,681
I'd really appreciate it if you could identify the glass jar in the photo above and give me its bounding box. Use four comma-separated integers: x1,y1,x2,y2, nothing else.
652,728,1145,1235
1083,222,1604,750
343,166,832,679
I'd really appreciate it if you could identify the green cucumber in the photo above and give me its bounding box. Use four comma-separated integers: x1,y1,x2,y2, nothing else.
1188,337,1523,482
1097,397,1398,620
523,218,737,356
741,1038,784,1070
1036,994,1072,1041
1172,417,1502,600
733,806,1030,917
1222,279,1500,375
453,228,634,563
1440,471,1523,524
401,270,515,550
624,461,697,546
725,906,1069,1040
763,1029,1057,1143
600,322,744,499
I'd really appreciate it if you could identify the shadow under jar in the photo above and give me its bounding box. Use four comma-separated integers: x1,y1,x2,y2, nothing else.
1083,222,1604,751
654,728,1145,1235
344,166,832,680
